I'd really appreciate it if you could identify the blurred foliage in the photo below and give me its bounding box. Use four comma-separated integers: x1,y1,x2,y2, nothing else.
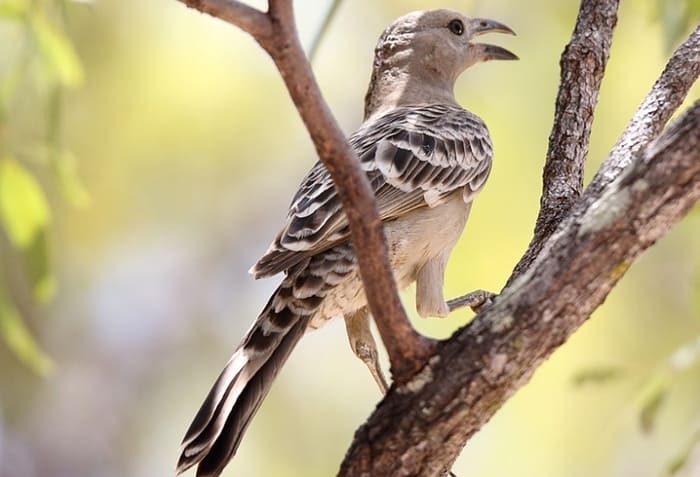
572,365,624,387
0,284,53,375
573,334,700,472
0,158,51,250
639,374,668,434
666,430,700,476
0,0,89,374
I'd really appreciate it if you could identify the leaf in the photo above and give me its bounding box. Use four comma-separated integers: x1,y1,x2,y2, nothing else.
0,0,26,19
0,156,51,249
53,149,91,209
29,8,84,88
23,229,56,303
571,366,624,387
0,289,54,376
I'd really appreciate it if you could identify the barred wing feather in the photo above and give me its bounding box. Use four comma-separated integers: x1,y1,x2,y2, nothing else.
251,104,493,278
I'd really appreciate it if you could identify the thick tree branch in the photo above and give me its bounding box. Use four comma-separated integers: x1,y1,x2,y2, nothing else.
511,0,618,279
176,0,433,380
339,100,700,477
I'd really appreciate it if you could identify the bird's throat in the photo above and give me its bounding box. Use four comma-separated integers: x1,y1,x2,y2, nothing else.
363,65,458,120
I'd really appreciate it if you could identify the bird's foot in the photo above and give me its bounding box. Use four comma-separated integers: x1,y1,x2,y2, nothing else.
446,289,496,314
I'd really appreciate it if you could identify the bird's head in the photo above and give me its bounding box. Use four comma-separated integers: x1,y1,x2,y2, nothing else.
375,9,518,79
365,9,517,118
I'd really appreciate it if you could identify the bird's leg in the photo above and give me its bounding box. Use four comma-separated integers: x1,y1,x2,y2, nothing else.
416,255,496,315
344,307,389,393
415,255,450,318
447,289,496,314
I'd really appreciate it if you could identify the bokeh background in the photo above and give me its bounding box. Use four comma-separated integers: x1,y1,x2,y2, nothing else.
1,1,700,476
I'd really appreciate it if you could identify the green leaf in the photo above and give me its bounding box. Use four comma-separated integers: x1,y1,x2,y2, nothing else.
0,289,54,376
23,229,56,303
29,8,84,88
0,156,51,249
572,366,624,387
0,0,26,19
54,149,91,209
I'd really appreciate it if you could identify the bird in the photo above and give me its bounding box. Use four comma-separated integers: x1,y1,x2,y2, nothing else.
177,9,516,477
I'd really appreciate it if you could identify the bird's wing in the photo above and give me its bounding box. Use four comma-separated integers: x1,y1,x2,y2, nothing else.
251,104,493,278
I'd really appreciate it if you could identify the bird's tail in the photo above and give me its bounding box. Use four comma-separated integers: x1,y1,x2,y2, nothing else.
176,279,320,477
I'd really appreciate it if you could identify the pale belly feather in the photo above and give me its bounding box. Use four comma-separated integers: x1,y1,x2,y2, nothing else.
308,192,471,329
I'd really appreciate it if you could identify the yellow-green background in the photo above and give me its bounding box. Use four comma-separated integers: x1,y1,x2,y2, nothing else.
1,1,699,476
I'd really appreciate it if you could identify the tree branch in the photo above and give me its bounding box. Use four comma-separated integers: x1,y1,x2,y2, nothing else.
175,0,433,381
178,0,271,39
511,0,618,279
339,100,700,477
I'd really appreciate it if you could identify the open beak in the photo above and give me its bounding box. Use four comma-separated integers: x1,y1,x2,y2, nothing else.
469,18,518,61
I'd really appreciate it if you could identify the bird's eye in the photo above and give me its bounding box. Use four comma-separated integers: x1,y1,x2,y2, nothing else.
448,19,465,36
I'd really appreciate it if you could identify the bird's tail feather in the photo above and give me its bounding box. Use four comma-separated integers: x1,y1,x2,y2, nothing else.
176,286,313,477
177,244,355,477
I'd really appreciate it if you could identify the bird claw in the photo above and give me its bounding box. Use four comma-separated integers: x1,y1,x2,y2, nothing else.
446,289,496,314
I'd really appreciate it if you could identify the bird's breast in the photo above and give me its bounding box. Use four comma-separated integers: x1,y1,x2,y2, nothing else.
384,191,471,286
309,191,470,329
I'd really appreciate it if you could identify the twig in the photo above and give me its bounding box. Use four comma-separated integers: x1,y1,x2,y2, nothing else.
179,0,271,39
